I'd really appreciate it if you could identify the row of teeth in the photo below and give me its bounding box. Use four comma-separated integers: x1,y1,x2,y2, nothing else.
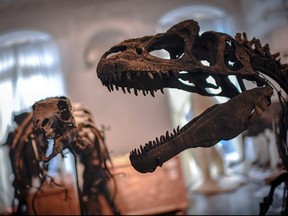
100,71,178,83
105,83,164,97
130,125,180,158
99,71,181,96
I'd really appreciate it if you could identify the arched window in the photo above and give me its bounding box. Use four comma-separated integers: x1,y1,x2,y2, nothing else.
0,30,66,210
158,5,234,33
0,30,66,142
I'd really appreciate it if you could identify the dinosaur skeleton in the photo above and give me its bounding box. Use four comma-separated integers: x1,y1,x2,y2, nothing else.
97,20,288,214
6,96,120,215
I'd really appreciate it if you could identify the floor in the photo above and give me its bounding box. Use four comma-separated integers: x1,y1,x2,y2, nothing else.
185,172,285,215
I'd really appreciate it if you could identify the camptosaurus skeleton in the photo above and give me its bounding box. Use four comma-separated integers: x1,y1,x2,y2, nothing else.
6,96,120,215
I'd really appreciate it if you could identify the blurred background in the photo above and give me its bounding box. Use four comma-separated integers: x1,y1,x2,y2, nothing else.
0,0,288,214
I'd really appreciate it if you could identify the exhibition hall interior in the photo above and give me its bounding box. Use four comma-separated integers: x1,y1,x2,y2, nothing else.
0,0,288,215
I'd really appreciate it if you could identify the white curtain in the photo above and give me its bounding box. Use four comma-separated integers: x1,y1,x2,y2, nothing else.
0,31,66,211
0,37,66,143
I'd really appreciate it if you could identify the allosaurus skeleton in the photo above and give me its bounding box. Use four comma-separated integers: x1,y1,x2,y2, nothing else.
97,20,288,215
5,96,120,215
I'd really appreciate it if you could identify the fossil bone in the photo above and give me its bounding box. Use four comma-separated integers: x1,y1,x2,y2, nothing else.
96,19,286,172
6,97,120,215
97,19,288,214
129,86,273,173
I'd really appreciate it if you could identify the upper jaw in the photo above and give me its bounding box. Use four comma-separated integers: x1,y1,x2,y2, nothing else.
97,51,267,98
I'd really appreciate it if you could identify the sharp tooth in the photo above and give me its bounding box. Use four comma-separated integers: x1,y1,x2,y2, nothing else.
134,88,138,96
147,72,154,79
130,151,135,159
144,143,149,151
110,84,114,91
160,88,164,94
166,130,169,138
150,90,155,97
160,135,165,143
121,87,126,93
115,85,119,91
107,85,111,92
173,128,177,135
142,90,146,96
127,87,131,94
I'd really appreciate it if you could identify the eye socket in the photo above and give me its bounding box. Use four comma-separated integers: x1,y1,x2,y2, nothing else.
61,110,71,121
58,100,69,111
42,118,49,127
147,33,184,59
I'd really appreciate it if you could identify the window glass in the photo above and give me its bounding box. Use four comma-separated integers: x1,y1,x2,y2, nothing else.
0,31,66,143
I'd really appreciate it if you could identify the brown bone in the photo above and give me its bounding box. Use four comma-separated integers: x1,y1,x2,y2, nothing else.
96,19,286,174
130,86,273,173
32,96,78,162
97,20,265,98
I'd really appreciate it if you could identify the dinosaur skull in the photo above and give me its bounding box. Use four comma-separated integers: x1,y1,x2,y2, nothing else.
97,19,274,173
97,19,266,98
32,96,77,162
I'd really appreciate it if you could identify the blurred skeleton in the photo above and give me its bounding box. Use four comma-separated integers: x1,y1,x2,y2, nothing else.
5,96,120,215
